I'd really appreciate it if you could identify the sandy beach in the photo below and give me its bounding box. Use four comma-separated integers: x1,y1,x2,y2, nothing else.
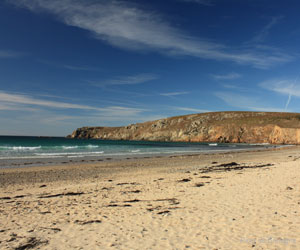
0,147,299,249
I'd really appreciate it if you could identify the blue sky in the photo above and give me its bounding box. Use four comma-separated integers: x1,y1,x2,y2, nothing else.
1,0,300,136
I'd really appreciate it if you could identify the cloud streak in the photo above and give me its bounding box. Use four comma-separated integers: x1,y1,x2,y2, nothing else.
0,50,22,58
160,91,189,97
62,64,98,71
211,72,242,80
251,16,284,44
38,59,100,71
0,91,97,110
259,79,300,97
259,78,300,110
177,0,214,6
215,91,289,112
174,106,210,113
10,0,293,68
93,74,158,87
285,93,292,111
0,102,38,112
0,90,145,116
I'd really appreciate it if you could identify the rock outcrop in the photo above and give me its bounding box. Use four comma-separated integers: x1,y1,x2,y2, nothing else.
67,111,300,144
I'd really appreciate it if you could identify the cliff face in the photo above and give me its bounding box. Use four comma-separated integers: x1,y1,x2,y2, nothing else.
68,111,300,144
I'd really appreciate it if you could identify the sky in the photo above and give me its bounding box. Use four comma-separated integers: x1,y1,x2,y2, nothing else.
1,0,300,136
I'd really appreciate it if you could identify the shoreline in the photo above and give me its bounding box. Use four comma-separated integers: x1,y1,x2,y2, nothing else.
0,145,294,181
1,145,299,249
0,143,288,171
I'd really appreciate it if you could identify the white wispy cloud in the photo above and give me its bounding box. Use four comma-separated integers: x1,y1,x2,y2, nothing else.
0,110,163,136
285,93,292,111
94,74,159,86
38,59,100,71
211,72,242,80
9,0,293,68
221,83,251,92
62,64,98,71
0,90,97,110
39,113,164,125
215,91,289,112
0,102,38,112
0,90,145,116
259,79,300,96
160,91,189,97
222,84,239,89
251,16,284,44
259,78,300,110
215,92,258,108
174,107,210,113
248,107,288,112
0,50,22,58
177,0,214,6
98,106,145,117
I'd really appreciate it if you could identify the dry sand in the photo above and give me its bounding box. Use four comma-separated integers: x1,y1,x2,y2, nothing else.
0,147,300,249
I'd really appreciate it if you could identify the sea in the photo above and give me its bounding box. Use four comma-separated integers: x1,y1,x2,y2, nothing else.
0,136,275,169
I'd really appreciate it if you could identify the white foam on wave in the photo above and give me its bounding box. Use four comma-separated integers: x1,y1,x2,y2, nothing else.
61,145,99,149
209,143,218,146
62,146,78,149
131,149,141,153
35,151,104,156
0,144,270,161
0,155,63,160
0,146,42,151
87,145,99,148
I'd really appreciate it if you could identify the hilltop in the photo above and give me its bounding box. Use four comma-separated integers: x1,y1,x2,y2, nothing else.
68,111,300,144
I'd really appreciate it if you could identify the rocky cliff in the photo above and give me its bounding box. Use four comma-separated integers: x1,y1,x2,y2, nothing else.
68,111,300,144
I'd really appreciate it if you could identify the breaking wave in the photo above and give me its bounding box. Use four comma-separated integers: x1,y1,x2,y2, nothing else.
0,146,42,151
35,151,105,156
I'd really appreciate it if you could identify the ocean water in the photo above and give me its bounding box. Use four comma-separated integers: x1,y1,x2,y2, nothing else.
0,136,273,168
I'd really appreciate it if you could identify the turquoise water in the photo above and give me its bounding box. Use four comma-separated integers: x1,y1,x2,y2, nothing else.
0,136,269,160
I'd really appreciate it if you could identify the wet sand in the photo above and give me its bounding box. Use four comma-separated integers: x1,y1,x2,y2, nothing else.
0,146,299,249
